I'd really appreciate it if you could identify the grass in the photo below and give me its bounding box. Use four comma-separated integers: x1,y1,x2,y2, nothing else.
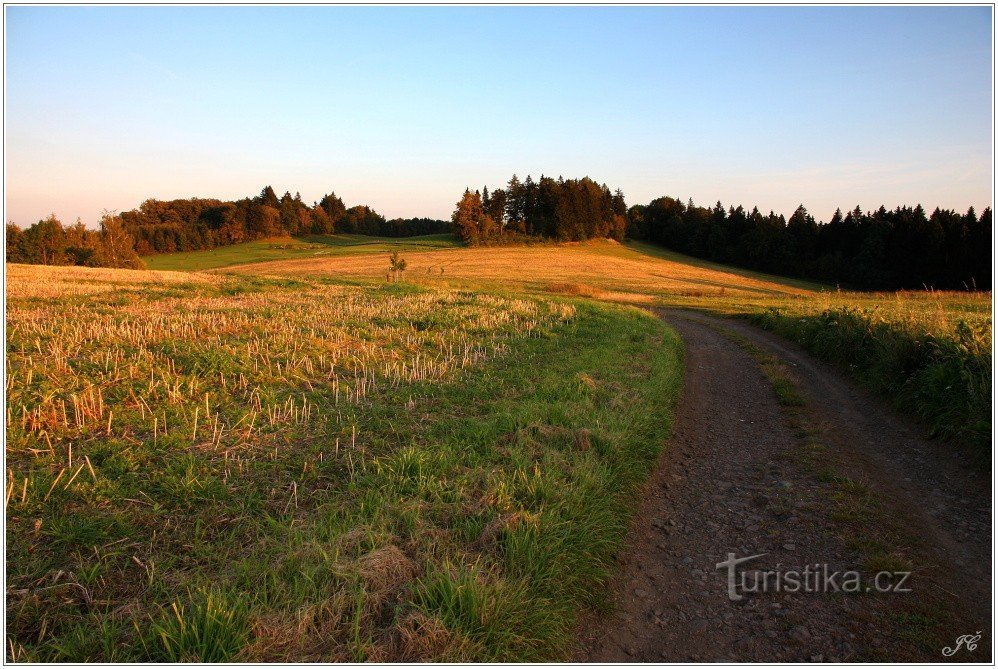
6,235,990,660
142,234,461,272
5,263,682,661
748,298,990,453
621,240,830,292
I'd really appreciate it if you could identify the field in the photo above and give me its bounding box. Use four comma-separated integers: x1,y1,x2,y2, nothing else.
5,263,681,661
142,234,460,272
187,236,990,453
5,238,991,661
220,238,815,300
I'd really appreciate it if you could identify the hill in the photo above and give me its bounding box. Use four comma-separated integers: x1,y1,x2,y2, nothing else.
142,234,461,271
208,238,817,300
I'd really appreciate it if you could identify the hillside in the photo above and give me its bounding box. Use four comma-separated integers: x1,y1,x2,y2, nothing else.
206,238,817,300
5,241,991,662
142,234,461,272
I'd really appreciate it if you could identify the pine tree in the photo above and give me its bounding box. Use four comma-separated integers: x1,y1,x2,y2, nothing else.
259,185,280,208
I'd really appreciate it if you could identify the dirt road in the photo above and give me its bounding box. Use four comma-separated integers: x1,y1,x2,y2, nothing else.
575,310,991,662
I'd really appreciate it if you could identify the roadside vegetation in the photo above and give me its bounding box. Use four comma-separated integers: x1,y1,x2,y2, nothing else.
747,298,991,456
5,264,681,661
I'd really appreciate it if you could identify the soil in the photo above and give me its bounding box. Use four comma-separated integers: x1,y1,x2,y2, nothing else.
575,309,992,663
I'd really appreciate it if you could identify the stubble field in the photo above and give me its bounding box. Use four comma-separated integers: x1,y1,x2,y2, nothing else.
5,263,681,661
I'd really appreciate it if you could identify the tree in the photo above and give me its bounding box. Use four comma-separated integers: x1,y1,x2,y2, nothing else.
319,192,347,228
452,189,493,245
6,222,25,262
388,251,407,282
95,212,144,269
505,175,525,233
258,185,280,208
486,188,507,230
247,204,282,238
279,192,300,234
310,205,333,234
25,215,69,265
341,205,386,235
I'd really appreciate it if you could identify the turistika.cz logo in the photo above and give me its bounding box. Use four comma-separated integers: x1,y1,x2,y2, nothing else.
715,552,912,602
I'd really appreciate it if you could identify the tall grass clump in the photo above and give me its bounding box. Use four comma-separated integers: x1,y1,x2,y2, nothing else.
140,589,250,662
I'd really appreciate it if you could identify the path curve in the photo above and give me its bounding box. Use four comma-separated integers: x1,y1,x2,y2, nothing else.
575,309,991,662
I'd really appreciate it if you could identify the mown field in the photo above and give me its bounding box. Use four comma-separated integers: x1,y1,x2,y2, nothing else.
218,238,814,301
5,263,682,661
142,234,460,272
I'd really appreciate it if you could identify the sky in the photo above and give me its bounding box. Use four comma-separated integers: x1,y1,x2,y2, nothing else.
4,6,994,227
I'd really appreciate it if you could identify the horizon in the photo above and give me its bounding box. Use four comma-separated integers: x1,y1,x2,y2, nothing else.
5,5,994,228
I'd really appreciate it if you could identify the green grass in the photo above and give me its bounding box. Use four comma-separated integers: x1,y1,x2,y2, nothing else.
142,233,462,271
6,269,682,661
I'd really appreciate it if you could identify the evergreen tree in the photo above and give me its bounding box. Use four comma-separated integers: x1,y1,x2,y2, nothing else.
258,185,280,208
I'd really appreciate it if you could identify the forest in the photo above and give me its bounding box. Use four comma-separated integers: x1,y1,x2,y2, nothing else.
450,175,990,290
452,175,628,245
5,213,144,269
118,186,449,254
4,186,450,268
628,197,992,291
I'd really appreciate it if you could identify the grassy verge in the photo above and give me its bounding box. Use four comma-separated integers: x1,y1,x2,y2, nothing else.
6,268,681,661
143,233,461,271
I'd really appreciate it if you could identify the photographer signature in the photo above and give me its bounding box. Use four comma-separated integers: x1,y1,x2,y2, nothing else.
942,631,982,657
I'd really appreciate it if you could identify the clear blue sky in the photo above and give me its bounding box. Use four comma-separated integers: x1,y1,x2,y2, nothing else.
5,6,993,227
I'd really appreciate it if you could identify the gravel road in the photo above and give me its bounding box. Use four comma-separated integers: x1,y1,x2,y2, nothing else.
575,310,991,663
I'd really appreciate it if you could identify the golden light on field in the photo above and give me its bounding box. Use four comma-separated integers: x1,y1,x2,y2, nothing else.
218,240,813,299
5,263,219,299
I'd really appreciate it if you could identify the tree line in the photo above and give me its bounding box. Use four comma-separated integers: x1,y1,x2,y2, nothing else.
6,185,451,268
628,197,992,290
120,186,448,255
8,177,990,290
452,175,628,245
5,213,144,269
